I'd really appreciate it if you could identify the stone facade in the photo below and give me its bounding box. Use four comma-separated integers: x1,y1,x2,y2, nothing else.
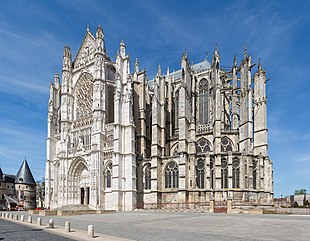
45,25,273,211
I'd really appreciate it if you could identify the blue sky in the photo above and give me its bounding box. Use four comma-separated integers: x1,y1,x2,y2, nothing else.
0,0,309,197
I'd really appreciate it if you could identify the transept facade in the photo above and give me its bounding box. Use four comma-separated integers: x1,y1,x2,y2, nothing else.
45,26,273,211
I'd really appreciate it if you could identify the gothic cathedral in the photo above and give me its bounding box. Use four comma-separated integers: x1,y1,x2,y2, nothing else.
45,25,273,211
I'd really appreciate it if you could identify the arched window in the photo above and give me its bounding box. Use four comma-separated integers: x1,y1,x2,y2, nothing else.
221,137,233,152
196,138,211,153
172,90,179,135
196,159,205,188
165,161,179,188
145,164,151,190
175,90,179,130
210,157,215,189
199,78,208,124
106,163,112,188
106,85,115,123
232,158,240,188
253,160,257,189
221,158,228,189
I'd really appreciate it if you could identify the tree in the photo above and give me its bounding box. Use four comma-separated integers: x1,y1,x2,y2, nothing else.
36,179,45,209
294,189,307,195
294,201,299,208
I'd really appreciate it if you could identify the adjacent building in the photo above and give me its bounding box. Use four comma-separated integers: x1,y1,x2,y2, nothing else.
45,25,274,211
0,160,36,210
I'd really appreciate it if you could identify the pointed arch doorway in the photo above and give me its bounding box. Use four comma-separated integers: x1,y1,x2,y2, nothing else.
68,157,91,205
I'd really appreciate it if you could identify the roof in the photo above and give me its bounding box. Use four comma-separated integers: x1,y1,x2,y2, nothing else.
192,59,211,73
15,160,36,185
0,167,4,182
149,59,211,85
4,174,15,183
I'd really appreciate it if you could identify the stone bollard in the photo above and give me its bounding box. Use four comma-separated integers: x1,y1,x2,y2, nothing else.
9,214,13,219
65,221,71,232
227,199,232,213
48,219,54,228
0,212,2,217
87,225,94,238
209,200,214,213
28,216,32,223
21,215,25,222
6,213,10,218
37,217,42,226
15,214,19,220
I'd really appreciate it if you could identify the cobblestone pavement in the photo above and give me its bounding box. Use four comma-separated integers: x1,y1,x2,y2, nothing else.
0,218,74,241
6,211,310,241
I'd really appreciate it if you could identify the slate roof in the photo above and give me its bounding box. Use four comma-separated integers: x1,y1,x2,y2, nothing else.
149,59,211,89
15,160,36,185
4,174,15,183
0,167,4,182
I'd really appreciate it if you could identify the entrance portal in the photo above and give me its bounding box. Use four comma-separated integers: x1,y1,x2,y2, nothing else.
87,187,90,204
68,157,91,206
80,187,90,205
81,188,85,204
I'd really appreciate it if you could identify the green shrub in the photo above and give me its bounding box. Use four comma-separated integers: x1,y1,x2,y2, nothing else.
294,201,299,208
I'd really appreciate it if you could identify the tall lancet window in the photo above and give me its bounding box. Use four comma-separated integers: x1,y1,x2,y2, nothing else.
106,85,115,123
199,78,208,124
253,160,257,190
210,157,215,189
175,90,179,129
144,164,151,190
106,163,112,188
165,161,179,188
232,158,240,188
172,90,179,133
221,158,228,189
196,159,205,188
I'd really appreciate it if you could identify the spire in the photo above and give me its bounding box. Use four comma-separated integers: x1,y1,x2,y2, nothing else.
258,58,262,72
120,39,125,48
243,44,247,60
134,58,139,73
63,46,71,58
15,159,36,185
63,46,72,70
86,24,90,32
96,25,104,39
167,66,170,76
95,24,105,53
214,44,219,57
212,44,220,64
0,167,4,182
120,40,126,58
54,73,60,89
182,48,188,60
156,64,161,77
206,50,208,61
233,54,237,67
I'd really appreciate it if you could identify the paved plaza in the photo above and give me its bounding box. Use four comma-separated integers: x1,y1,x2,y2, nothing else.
3,211,310,241
0,218,74,241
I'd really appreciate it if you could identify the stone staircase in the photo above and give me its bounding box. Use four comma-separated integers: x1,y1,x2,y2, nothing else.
54,204,95,211
29,204,115,216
